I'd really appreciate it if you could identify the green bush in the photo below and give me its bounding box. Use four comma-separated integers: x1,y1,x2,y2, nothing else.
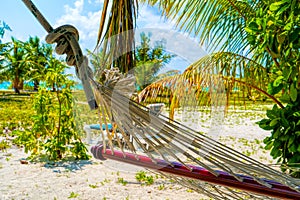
15,84,89,161
258,95,300,177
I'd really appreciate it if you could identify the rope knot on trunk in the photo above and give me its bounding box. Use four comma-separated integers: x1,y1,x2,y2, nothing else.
45,24,83,68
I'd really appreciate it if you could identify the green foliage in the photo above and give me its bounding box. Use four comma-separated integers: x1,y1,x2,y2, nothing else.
248,1,300,176
23,36,53,91
86,49,107,76
0,95,34,133
135,32,174,91
0,21,11,43
0,37,27,93
158,184,166,190
117,177,128,186
245,0,300,102
35,88,87,160
138,0,300,176
14,71,89,160
88,184,99,188
0,36,64,93
258,94,300,177
0,140,10,151
68,192,79,199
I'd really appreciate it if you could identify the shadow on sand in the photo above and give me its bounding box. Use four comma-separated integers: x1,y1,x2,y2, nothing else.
43,159,93,173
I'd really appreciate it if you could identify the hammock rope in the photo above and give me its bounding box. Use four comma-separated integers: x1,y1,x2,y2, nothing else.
89,77,300,199
21,0,300,199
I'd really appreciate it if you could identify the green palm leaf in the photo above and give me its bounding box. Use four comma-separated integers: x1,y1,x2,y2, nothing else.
141,0,254,53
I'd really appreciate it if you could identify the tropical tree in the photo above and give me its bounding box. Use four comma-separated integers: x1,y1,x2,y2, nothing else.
140,0,300,176
23,36,52,90
14,64,89,160
45,55,70,92
0,36,66,93
0,37,27,93
90,32,174,89
86,48,108,78
0,21,11,75
135,32,174,91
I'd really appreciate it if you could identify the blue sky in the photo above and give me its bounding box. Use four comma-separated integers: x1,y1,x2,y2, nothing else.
1,0,206,73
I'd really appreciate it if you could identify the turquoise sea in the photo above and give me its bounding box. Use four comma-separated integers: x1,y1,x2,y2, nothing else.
0,81,83,90
0,81,11,90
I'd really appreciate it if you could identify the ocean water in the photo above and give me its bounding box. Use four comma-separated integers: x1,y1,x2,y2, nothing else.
0,81,83,90
0,81,11,90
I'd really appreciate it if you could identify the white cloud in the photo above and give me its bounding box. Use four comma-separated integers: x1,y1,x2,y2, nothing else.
54,0,101,51
54,1,204,73
137,4,176,30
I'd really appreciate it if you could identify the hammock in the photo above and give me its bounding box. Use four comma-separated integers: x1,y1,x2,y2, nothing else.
21,0,300,199
88,75,300,199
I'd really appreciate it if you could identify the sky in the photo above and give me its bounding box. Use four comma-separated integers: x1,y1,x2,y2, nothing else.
1,0,207,73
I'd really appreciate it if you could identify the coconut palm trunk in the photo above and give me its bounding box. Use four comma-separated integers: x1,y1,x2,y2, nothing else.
13,75,22,94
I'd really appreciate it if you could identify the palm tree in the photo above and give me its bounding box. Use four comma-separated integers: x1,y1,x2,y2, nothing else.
0,37,27,93
24,36,52,91
97,1,273,108
0,21,11,43
133,1,288,118
135,32,174,91
86,49,108,79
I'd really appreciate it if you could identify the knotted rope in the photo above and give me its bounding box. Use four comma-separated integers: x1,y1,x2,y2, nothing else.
22,0,97,109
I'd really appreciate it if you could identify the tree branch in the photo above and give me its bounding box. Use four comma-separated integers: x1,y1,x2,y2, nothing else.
222,76,284,108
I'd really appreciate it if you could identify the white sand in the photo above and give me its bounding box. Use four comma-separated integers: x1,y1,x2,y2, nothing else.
0,108,275,200
0,146,208,200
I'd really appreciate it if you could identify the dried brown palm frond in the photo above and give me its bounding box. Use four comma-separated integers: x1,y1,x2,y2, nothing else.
139,51,283,119
96,0,138,73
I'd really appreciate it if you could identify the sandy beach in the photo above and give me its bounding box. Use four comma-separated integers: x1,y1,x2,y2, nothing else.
0,108,275,200
0,146,208,200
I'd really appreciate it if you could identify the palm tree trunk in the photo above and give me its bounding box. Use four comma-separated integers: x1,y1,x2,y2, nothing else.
13,77,21,94
34,80,39,91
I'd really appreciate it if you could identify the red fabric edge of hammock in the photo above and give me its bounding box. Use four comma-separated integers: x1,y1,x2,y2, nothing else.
91,145,300,199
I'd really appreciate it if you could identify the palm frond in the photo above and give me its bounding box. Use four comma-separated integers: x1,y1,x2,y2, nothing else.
139,51,280,119
142,0,255,53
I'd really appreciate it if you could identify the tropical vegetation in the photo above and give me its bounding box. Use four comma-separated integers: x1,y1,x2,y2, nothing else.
135,32,174,91
14,78,89,161
0,36,59,93
0,25,89,160
0,20,11,43
1,0,299,175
